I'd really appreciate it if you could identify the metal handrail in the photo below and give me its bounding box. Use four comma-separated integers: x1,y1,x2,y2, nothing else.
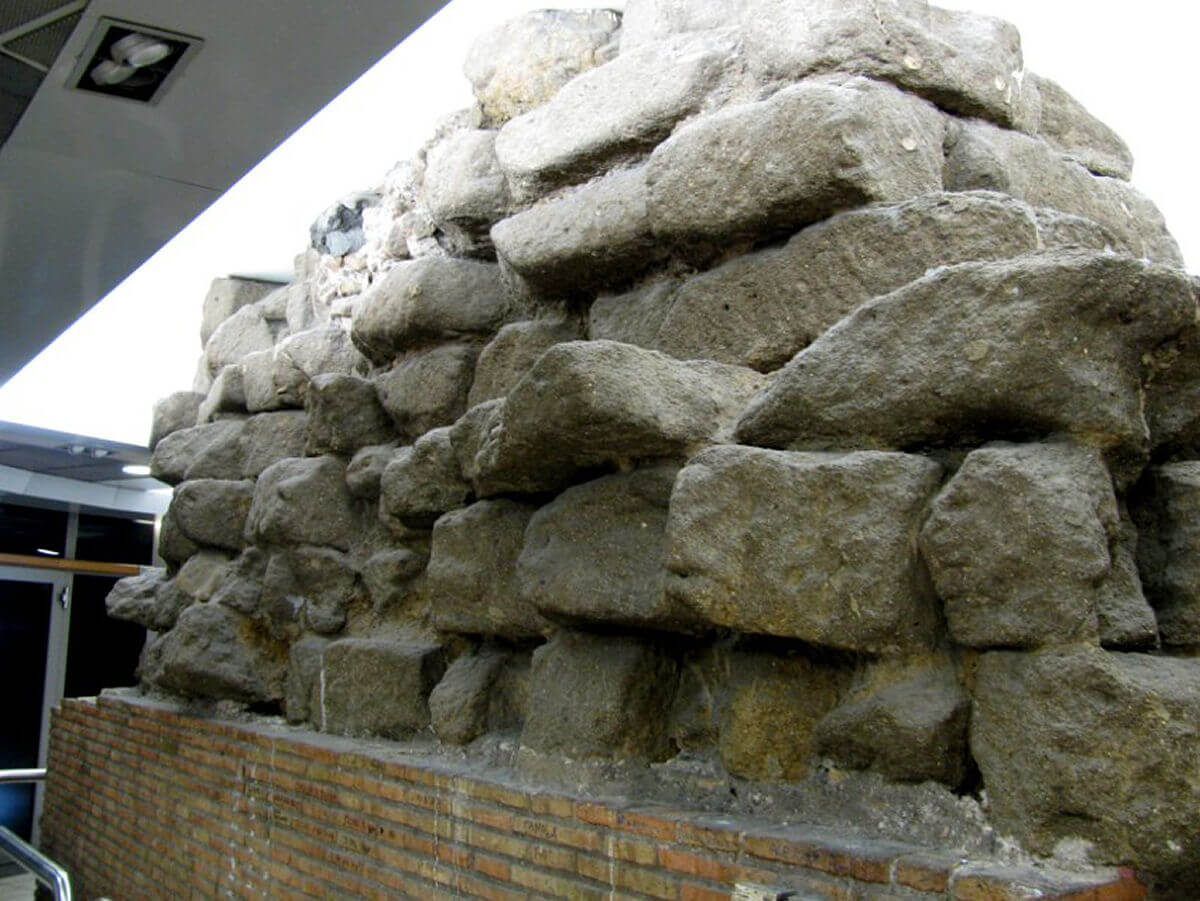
0,768,73,900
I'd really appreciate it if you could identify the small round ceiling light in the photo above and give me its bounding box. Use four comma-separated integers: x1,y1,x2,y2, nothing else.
90,59,134,85
111,33,171,68
122,464,152,476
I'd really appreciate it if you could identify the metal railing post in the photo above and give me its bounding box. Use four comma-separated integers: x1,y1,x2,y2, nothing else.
0,768,73,900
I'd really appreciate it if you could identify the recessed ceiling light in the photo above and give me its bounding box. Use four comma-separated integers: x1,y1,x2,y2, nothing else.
72,19,202,104
122,464,151,476
36,548,61,556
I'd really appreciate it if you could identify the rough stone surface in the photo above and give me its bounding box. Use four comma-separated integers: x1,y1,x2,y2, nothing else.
304,373,394,457
518,465,688,628
150,420,245,485
591,192,1043,371
1095,511,1159,650
495,30,739,196
204,305,276,377
1131,463,1200,646
310,192,377,257
272,326,366,407
424,129,511,226
284,635,330,725
374,343,479,442
197,366,246,423
361,548,427,615
427,499,547,639
154,551,233,631
150,391,204,449
448,399,504,487
944,119,1181,265
472,340,769,495
665,446,942,653
921,442,1151,649
464,9,622,125
269,546,360,635
468,318,582,407
345,444,398,500
352,258,511,365
240,350,287,413
646,76,945,245
736,252,1196,483
972,649,1200,895
379,428,472,530
201,277,278,346
105,569,167,631
238,411,308,479
813,671,970,786
429,648,509,745
320,638,446,739
1025,73,1133,179
153,603,287,703
170,479,254,552
245,457,358,551
520,631,677,761
491,166,656,297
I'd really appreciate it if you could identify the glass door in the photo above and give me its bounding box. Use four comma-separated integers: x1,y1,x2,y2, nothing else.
0,567,70,847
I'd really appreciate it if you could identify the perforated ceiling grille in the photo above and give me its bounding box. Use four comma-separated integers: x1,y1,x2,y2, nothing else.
0,1,87,146
8,9,82,68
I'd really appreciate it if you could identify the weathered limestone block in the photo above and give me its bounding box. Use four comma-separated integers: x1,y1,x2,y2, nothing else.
622,0,1025,127
424,129,511,226
240,349,286,413
716,650,845,782
154,603,288,703
520,631,677,760
197,366,246,423
275,326,366,401
304,373,394,457
464,9,622,125
491,166,656,297
518,465,689,628
972,648,1200,894
149,391,204,449
154,551,233,631
106,569,167,630
321,637,447,739
201,276,278,346
285,635,330,725
472,341,769,496
157,509,199,568
150,419,245,485
427,499,548,639
448,399,504,487
245,457,358,551
345,444,398,500
362,547,427,615
468,318,583,407
944,119,1180,265
204,305,275,376
920,443,1152,648
1145,320,1200,461
285,281,328,335
1131,463,1200,646
590,192,1041,371
813,671,970,786
239,411,307,478
429,648,509,745
374,344,479,442
351,258,510,366
170,479,254,552
665,447,941,653
736,252,1197,483
379,428,472,530
646,76,945,245
1024,73,1133,180
495,30,739,197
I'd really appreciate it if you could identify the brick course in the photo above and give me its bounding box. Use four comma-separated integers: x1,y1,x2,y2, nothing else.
41,696,1146,900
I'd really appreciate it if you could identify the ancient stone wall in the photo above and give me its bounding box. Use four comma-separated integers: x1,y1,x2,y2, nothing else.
109,1,1200,896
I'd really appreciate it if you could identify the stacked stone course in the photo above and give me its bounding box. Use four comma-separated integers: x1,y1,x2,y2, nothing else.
114,1,1200,895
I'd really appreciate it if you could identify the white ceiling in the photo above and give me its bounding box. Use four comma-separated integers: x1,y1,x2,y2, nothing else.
0,0,447,385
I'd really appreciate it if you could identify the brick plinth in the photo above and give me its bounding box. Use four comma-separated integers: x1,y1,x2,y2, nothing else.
40,696,1145,900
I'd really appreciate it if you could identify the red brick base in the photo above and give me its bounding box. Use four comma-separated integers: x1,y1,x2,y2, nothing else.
41,696,1145,900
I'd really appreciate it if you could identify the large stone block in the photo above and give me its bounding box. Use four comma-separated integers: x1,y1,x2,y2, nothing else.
200,276,278,346
944,119,1180,265
590,192,1041,371
105,568,167,631
320,637,446,739
304,373,394,457
150,420,245,485
269,545,361,635
361,547,427,615
427,499,547,639
646,75,945,245
468,318,583,407
471,340,769,496
465,9,622,125
239,411,308,478
664,446,942,653
351,258,511,366
491,166,656,297
495,30,739,197
379,428,471,530
197,366,246,424
1131,463,1200,646
374,343,479,442
203,305,275,376
1145,322,1200,462
1024,74,1133,180
245,457,359,551
285,635,330,725
149,391,204,449
153,551,233,631
520,631,677,761
518,466,689,628
345,444,398,500
154,603,287,703
169,479,254,552
920,442,1152,649
736,252,1196,484
423,129,511,226
428,648,509,745
972,649,1200,894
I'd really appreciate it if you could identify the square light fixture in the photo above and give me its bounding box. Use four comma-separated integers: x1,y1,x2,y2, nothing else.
70,17,201,104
